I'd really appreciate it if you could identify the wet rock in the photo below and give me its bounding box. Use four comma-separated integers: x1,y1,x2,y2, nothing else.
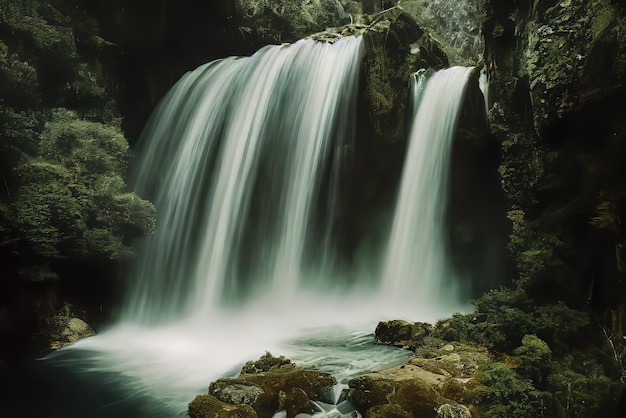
208,353,336,418
241,351,292,374
349,341,486,416
279,387,316,418
47,303,95,350
375,320,432,349
210,382,265,406
189,394,258,418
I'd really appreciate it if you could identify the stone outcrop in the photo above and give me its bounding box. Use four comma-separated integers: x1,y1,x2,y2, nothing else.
348,338,487,417
194,353,337,418
189,394,258,418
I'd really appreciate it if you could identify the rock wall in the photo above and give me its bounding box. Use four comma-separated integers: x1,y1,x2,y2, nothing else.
485,0,626,328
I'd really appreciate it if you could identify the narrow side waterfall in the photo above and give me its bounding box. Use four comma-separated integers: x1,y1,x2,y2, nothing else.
126,37,363,322
382,66,474,309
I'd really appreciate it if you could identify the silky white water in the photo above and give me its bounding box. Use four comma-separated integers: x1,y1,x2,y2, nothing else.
57,38,476,417
382,66,474,309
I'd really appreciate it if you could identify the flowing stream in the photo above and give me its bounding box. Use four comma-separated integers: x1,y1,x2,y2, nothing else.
1,37,476,418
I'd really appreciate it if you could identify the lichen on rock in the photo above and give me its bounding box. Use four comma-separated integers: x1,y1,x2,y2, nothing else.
205,353,336,418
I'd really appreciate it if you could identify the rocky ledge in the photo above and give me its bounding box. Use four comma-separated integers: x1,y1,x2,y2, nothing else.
189,352,337,418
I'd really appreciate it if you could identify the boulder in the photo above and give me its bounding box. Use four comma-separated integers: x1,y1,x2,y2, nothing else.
349,368,441,417
208,353,336,418
375,320,432,349
189,394,258,418
279,387,316,418
46,303,96,350
349,342,485,416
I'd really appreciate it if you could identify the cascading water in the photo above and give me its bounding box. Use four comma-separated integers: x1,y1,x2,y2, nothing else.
382,66,474,311
125,36,364,322
4,37,480,418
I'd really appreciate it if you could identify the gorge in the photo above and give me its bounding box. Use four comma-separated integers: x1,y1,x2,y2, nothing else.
1,1,626,417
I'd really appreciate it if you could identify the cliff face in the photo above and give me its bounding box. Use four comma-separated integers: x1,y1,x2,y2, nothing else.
485,0,626,329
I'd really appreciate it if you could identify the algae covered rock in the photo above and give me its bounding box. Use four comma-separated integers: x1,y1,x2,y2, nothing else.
375,319,433,350
189,394,258,418
207,353,336,418
349,366,442,417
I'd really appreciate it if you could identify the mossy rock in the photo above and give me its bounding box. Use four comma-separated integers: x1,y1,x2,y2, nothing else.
189,394,258,418
349,367,442,417
209,354,336,418
375,319,433,349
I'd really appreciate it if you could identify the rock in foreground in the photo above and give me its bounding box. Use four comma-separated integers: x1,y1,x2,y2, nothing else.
191,352,336,418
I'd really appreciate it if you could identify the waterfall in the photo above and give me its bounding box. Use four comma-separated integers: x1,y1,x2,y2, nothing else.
126,36,364,323
55,41,478,416
382,66,474,309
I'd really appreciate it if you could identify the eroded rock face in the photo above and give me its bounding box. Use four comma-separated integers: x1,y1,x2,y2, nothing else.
484,0,626,310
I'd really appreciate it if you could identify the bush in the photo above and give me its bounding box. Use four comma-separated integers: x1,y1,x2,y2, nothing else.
512,334,552,387
476,362,547,417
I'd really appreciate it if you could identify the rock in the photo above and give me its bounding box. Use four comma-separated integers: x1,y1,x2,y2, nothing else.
48,304,95,350
211,382,265,406
241,351,292,374
208,354,336,418
437,403,472,418
279,387,316,418
189,394,258,418
375,320,432,349
349,365,442,417
348,341,488,416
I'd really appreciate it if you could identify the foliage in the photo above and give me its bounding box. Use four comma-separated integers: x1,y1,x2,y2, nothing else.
546,359,621,418
475,362,547,418
512,334,552,387
11,108,155,261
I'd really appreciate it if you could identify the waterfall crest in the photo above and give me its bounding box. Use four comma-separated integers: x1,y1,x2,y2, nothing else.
126,37,364,323
382,66,474,309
